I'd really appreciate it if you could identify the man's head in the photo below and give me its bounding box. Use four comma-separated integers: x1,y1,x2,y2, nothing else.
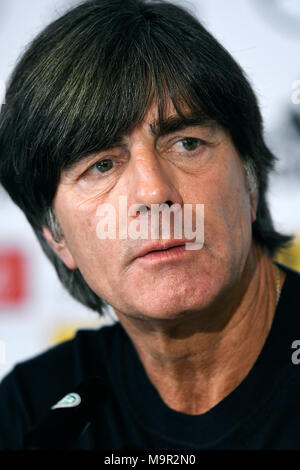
0,0,292,317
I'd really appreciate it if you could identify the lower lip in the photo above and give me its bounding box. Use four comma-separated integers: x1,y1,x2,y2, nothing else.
135,245,191,265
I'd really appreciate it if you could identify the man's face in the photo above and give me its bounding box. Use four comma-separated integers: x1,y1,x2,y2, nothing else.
48,101,257,321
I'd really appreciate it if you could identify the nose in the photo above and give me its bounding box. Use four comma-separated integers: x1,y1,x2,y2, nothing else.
127,146,183,210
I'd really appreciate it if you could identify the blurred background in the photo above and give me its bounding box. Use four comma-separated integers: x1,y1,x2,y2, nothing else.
0,0,300,380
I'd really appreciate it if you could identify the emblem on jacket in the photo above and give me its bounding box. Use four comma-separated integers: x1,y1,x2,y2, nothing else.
51,393,81,409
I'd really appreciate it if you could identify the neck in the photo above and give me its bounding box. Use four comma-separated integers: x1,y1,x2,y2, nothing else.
115,244,285,415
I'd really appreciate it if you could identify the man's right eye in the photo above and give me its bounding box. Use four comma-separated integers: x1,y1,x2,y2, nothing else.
92,159,115,174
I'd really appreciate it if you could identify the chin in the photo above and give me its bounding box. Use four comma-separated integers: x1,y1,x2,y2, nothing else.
115,258,230,322
124,284,218,323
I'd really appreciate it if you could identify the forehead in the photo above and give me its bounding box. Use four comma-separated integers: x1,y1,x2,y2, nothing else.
142,99,176,125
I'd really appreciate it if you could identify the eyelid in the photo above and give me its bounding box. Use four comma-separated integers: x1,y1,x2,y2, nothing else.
83,153,128,177
166,136,209,150
158,129,212,146
175,136,206,144
85,157,115,175
79,144,129,172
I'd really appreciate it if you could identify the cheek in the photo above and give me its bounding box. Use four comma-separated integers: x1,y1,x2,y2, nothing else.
70,232,121,302
186,161,252,257
66,206,97,250
210,176,253,265
57,199,119,288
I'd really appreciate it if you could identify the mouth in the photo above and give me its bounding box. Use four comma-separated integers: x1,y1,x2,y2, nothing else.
134,240,191,265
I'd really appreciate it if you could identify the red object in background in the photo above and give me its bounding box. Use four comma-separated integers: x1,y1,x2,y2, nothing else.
0,249,27,306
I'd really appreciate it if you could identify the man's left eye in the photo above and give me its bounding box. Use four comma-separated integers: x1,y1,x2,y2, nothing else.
175,138,201,151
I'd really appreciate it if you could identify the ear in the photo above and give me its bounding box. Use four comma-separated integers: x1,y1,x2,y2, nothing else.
42,226,77,270
249,190,258,223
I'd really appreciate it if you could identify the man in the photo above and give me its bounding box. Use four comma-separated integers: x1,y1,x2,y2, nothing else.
0,0,299,450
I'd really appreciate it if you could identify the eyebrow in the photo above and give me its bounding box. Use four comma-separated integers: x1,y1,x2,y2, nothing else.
149,113,217,137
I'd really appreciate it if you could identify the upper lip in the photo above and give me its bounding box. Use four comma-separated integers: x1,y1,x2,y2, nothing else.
134,240,187,259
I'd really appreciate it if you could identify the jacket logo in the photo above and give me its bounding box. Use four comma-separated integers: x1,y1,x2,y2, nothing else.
51,393,81,409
